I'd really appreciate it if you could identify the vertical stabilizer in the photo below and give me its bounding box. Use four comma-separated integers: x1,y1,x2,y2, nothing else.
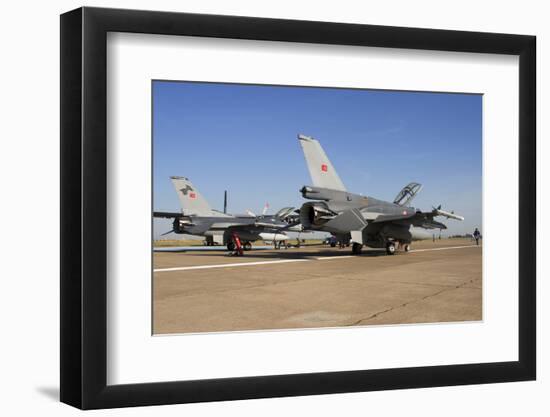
170,176,218,216
298,134,346,191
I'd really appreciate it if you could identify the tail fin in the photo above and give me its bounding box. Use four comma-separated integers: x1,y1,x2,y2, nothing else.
170,176,221,216
298,134,346,191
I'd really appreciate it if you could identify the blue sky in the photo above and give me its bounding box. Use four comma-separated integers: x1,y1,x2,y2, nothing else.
153,81,482,238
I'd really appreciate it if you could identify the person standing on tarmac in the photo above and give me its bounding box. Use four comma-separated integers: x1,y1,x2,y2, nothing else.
473,228,481,245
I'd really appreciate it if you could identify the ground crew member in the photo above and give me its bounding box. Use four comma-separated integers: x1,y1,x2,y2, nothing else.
473,228,481,245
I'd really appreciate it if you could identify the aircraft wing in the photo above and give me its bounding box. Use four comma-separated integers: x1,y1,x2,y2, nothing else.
412,214,448,229
209,221,296,234
209,222,252,230
371,211,449,230
419,220,447,229
372,212,417,223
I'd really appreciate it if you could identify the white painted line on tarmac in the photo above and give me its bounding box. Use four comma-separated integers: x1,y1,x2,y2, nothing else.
154,245,480,273
410,245,480,253
316,255,355,260
154,259,309,273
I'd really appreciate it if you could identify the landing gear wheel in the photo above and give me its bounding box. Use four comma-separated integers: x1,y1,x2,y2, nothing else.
386,242,396,255
227,241,235,251
352,242,363,255
403,244,411,252
243,242,252,251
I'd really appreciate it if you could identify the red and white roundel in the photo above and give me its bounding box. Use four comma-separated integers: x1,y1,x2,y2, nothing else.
189,192,196,199
321,164,328,172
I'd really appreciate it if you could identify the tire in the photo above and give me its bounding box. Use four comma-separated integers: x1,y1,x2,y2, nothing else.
386,242,396,255
243,242,252,251
330,242,336,248
352,242,363,255
404,244,411,252
227,241,235,251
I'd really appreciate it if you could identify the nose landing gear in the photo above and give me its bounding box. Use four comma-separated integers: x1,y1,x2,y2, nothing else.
352,242,363,255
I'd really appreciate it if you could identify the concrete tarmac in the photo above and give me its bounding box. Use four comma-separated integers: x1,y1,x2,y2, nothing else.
153,238,482,334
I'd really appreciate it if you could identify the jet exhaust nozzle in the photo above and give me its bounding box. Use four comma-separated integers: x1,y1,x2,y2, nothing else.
299,202,336,229
173,216,193,233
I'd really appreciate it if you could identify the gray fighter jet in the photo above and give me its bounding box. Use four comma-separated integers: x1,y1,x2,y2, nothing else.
154,176,298,250
297,134,464,255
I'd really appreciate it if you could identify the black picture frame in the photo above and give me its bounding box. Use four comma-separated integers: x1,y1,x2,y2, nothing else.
60,6,536,410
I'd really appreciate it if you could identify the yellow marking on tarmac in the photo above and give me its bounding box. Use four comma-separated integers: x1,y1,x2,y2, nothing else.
154,245,480,273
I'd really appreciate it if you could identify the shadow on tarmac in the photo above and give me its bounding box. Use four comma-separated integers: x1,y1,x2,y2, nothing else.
184,248,389,260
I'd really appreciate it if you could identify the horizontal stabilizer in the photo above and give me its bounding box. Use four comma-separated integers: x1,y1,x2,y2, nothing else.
325,208,367,231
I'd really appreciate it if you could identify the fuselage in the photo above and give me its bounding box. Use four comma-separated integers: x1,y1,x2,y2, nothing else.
171,214,290,244
299,185,427,247
300,186,416,226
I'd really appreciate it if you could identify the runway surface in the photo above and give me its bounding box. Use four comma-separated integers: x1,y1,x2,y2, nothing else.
153,238,482,334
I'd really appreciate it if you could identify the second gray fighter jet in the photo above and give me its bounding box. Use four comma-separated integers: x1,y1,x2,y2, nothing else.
297,134,464,255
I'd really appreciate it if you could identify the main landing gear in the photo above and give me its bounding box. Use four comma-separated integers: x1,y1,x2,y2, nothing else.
350,241,411,256
385,241,411,255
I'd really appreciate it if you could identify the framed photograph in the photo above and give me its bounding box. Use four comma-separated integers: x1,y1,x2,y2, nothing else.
60,7,536,409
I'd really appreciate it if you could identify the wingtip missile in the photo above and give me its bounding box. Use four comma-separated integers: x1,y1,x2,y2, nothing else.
434,208,464,221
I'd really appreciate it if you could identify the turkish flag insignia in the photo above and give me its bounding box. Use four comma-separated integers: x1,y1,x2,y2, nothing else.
321,164,328,172
189,192,196,199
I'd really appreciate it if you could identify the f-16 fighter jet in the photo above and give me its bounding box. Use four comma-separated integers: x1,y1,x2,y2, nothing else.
297,134,464,255
154,177,299,250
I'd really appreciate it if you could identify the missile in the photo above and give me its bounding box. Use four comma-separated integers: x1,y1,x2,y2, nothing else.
434,208,464,221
